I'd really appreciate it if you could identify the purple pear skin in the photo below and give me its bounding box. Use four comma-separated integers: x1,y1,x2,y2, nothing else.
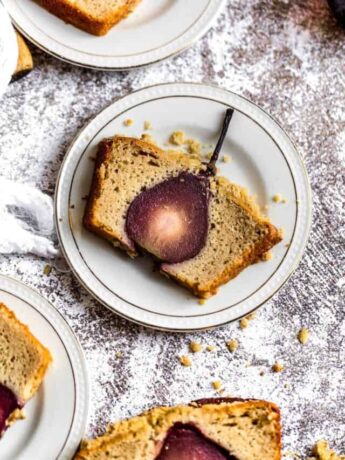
126,173,209,264
156,424,235,460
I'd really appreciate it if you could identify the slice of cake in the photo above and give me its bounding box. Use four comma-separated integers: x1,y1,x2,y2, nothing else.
84,134,281,298
34,0,142,36
0,303,52,437
75,398,281,459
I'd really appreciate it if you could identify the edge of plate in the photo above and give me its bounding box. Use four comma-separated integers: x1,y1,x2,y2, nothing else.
54,82,313,332
0,274,89,459
5,0,226,71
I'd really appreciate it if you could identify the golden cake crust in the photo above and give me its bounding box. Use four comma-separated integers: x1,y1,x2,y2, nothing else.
75,399,281,460
35,0,142,36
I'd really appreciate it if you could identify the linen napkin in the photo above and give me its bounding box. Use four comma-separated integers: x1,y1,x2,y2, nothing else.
0,178,58,258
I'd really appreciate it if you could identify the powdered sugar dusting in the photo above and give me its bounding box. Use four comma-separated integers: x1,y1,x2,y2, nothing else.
0,0,344,456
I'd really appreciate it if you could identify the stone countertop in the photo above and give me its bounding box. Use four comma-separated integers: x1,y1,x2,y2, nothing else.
0,0,344,456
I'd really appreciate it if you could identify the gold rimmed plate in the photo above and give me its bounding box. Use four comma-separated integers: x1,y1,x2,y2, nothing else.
55,82,312,331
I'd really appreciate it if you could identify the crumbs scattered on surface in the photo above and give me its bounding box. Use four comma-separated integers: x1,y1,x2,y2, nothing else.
185,138,201,155
262,251,274,261
259,370,265,376
43,264,51,276
309,440,345,460
222,154,231,163
206,345,216,352
144,121,152,130
141,133,155,144
169,131,186,145
273,193,282,203
123,119,133,126
212,380,222,391
189,341,203,353
198,298,206,305
272,362,284,373
298,328,310,345
179,355,192,367
239,318,249,329
115,351,122,359
227,339,238,352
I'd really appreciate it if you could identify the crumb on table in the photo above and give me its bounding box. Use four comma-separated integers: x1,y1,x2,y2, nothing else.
212,380,222,391
189,341,203,353
273,193,282,203
144,121,152,130
222,154,231,163
206,345,216,352
179,355,192,367
298,328,309,344
239,318,249,329
227,339,238,352
272,362,284,373
43,264,51,276
185,138,201,155
310,440,345,460
123,119,133,126
198,298,206,305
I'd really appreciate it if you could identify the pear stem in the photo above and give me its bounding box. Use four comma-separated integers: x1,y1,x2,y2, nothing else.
206,108,234,176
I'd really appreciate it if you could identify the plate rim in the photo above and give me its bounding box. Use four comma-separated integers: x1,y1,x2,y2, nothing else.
55,81,313,332
4,0,226,71
0,274,89,460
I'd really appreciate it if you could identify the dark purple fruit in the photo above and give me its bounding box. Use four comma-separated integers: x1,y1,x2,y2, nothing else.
156,424,235,460
328,0,345,26
0,384,20,435
126,173,209,263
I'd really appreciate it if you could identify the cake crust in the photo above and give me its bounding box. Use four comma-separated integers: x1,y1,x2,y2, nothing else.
35,0,142,36
75,399,281,460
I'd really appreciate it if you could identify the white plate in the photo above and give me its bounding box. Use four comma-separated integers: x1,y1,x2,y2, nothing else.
55,82,312,331
0,275,89,460
0,3,18,99
3,0,225,70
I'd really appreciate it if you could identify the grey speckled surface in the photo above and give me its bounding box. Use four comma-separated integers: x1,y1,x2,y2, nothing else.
0,0,344,456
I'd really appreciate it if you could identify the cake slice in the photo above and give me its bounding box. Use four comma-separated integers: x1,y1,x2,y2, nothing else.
0,303,52,437
34,0,142,36
75,398,281,459
84,135,282,298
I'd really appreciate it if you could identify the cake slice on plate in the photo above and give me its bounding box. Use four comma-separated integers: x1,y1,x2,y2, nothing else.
34,0,142,36
75,398,281,459
84,113,281,298
0,303,52,437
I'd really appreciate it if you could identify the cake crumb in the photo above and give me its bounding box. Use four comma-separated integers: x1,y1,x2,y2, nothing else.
227,339,238,352
141,133,155,144
198,298,206,305
262,251,274,261
123,119,133,126
206,345,216,352
212,380,222,391
273,193,282,203
189,341,203,353
179,355,192,367
144,121,152,130
246,312,256,321
282,198,288,204
284,383,289,389
298,328,309,344
185,138,201,155
43,264,52,276
115,351,122,359
310,440,345,460
259,371,265,376
170,131,186,145
272,362,284,373
279,227,285,238
222,154,231,163
239,318,249,329
285,243,290,248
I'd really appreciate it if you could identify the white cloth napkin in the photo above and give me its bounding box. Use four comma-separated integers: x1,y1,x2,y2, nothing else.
0,178,58,258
